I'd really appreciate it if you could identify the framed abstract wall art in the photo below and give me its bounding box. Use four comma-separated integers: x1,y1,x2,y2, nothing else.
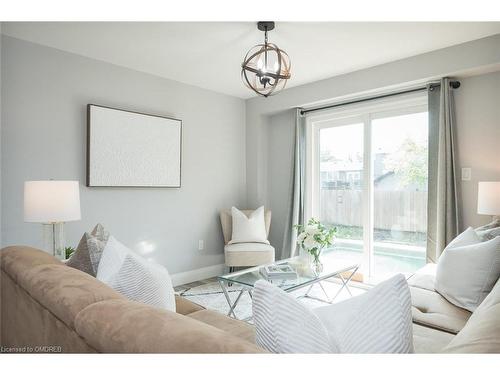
87,104,182,187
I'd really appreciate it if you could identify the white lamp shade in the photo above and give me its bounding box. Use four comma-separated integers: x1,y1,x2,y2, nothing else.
477,181,500,216
24,181,81,223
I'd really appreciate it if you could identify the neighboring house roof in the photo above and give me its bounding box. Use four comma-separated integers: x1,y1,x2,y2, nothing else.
374,171,395,184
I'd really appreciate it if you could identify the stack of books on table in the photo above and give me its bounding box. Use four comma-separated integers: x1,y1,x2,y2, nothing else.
260,264,298,280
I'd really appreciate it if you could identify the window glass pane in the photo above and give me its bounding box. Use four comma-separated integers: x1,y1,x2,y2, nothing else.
319,123,364,267
371,112,428,279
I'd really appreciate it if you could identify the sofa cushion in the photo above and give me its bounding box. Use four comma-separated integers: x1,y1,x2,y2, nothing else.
224,243,275,267
19,263,125,328
410,286,471,334
0,246,61,284
407,263,437,292
187,309,255,343
225,243,274,253
408,263,472,333
74,299,265,353
443,278,500,353
175,295,205,315
412,323,455,353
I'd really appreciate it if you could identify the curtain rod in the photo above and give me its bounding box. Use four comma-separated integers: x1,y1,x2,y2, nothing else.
300,80,460,116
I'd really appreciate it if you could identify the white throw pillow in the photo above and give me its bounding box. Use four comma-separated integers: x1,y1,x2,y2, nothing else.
252,280,335,353
97,236,176,312
435,229,500,312
252,274,413,353
314,274,414,353
447,227,480,248
229,206,269,245
96,236,129,282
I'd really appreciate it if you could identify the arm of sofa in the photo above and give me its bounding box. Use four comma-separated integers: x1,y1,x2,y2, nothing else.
74,299,265,353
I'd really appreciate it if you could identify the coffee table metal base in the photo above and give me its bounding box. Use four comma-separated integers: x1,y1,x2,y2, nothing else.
218,265,359,320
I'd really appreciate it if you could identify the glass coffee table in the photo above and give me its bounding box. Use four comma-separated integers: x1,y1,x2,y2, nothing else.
217,251,360,320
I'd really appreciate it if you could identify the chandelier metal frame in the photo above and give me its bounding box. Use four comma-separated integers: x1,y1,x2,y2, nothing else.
241,21,291,97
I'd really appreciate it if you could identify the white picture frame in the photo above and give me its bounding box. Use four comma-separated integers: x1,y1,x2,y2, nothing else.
87,104,182,187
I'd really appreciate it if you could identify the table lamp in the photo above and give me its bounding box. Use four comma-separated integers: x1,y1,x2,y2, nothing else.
477,181,500,221
24,180,81,259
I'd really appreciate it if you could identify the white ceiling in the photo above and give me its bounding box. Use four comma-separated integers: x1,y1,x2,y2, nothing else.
3,22,500,98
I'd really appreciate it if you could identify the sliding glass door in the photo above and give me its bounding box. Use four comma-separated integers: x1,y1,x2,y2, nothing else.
318,120,365,269
371,111,428,279
307,94,428,282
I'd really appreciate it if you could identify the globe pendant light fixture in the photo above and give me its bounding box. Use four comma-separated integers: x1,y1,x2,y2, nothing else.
241,21,291,97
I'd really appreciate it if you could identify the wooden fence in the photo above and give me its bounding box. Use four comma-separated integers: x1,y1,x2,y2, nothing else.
319,189,427,233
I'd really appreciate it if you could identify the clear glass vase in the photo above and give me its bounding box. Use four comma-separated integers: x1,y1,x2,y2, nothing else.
309,248,324,274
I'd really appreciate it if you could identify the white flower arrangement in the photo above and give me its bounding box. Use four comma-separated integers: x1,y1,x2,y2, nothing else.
295,218,337,266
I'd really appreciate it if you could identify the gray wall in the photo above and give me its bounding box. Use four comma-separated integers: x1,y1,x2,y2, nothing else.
455,71,500,228
1,36,247,274
265,109,295,254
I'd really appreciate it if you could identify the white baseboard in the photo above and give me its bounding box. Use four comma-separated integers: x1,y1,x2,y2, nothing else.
171,263,226,287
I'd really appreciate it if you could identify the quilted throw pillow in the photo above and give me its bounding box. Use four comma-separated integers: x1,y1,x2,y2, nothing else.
96,236,176,312
252,274,413,353
435,227,500,311
66,223,109,276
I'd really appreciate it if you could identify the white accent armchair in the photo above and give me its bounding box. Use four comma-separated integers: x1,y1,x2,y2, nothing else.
219,209,275,272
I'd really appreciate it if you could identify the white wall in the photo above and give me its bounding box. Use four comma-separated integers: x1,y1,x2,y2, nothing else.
1,36,247,275
246,34,500,253
454,71,500,228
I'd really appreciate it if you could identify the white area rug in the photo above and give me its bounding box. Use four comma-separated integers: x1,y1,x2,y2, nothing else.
178,279,365,321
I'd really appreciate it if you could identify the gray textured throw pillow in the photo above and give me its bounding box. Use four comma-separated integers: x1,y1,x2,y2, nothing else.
475,219,500,241
66,224,109,276
90,223,110,242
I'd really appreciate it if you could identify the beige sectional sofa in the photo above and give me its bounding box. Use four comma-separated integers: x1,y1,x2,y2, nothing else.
408,264,500,353
0,246,263,353
1,246,499,353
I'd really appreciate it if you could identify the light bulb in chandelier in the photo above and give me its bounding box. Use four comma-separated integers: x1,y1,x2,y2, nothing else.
257,58,264,70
